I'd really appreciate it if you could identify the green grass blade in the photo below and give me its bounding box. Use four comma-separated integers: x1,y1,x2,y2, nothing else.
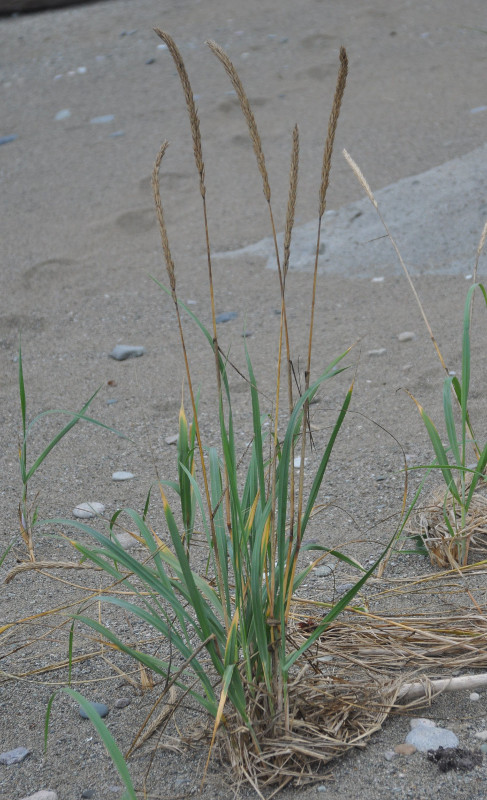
443,376,460,466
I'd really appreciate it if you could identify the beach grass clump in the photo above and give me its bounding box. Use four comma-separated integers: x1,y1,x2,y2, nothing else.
40,32,411,794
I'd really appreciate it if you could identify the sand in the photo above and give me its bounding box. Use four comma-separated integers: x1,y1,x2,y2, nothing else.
2,1,487,798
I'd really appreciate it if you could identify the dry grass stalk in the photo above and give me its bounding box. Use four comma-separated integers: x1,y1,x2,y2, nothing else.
343,148,449,374
152,141,176,296
207,39,270,203
319,47,348,219
283,124,299,280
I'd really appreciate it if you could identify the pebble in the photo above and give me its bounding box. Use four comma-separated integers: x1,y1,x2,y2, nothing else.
410,717,436,729
384,750,396,761
368,348,387,356
109,345,145,361
469,692,481,701
315,564,333,577
0,747,30,765
470,105,487,114
81,791,95,799
394,743,416,755
55,109,71,121
114,533,137,550
397,331,415,342
215,311,238,323
372,276,385,282
0,134,18,145
90,115,115,124
337,582,355,596
19,793,58,800
165,434,179,445
316,787,327,793
109,130,125,138
112,471,134,481
73,502,105,519
474,730,487,741
406,724,458,752
79,702,109,719
114,697,131,709
480,743,487,755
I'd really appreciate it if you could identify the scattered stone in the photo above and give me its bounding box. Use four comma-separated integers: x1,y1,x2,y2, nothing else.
73,502,105,519
19,793,58,800
470,105,487,114
474,730,487,741
79,702,109,719
368,348,387,356
165,434,179,445
0,134,17,145
106,398,118,405
469,692,481,701
394,743,416,755
0,747,30,765
315,564,333,577
397,331,415,342
372,276,384,282
114,533,137,550
406,724,458,752
112,471,134,481
55,109,71,121
81,791,95,799
109,130,125,138
410,717,436,729
427,746,482,772
384,750,396,761
215,311,238,323
90,115,114,124
317,786,327,793
337,582,355,596
114,697,131,709
109,345,145,361
480,743,487,755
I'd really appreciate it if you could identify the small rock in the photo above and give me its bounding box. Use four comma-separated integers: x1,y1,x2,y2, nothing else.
480,743,487,755
73,502,105,519
114,533,137,550
19,793,58,800
406,724,458,752
384,750,396,761
368,348,387,356
112,471,134,481
394,743,416,755
114,697,131,709
0,134,18,145
215,311,238,323
475,730,487,741
469,692,481,701
315,564,333,577
337,582,355,596
109,130,125,138
372,276,385,283
410,717,436,729
0,747,30,765
317,787,327,793
145,58,156,65
79,702,109,719
81,792,95,799
55,109,71,121
397,331,415,342
106,398,118,405
90,115,114,124
109,345,145,361
165,434,179,445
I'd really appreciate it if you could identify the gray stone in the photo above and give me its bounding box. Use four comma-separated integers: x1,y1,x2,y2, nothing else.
73,502,105,519
18,793,58,800
397,331,415,342
215,311,238,323
315,564,334,577
79,701,109,719
337,582,355,596
112,471,134,481
109,345,145,361
81,791,95,799
114,697,131,709
90,115,114,124
406,724,458,752
0,135,17,145
0,747,30,765
368,348,387,356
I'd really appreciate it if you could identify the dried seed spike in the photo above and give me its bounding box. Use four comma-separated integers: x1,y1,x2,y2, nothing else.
283,124,299,280
154,28,206,196
207,39,271,202
152,141,176,295
342,148,378,209
319,46,348,219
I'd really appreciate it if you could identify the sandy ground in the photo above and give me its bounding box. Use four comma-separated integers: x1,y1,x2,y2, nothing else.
2,1,487,798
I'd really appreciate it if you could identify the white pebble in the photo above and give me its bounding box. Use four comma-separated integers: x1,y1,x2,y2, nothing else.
114,533,137,550
469,692,481,701
384,750,396,761
465,274,472,280
112,471,134,481
90,114,115,124
77,66,87,74
368,348,387,356
165,435,179,445
55,109,71,121
475,730,487,740
18,793,58,800
397,331,415,342
157,43,168,50
73,502,105,519
372,276,384,283
410,717,436,729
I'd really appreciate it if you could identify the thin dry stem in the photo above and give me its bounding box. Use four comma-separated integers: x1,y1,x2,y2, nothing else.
207,39,270,202
343,148,449,374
